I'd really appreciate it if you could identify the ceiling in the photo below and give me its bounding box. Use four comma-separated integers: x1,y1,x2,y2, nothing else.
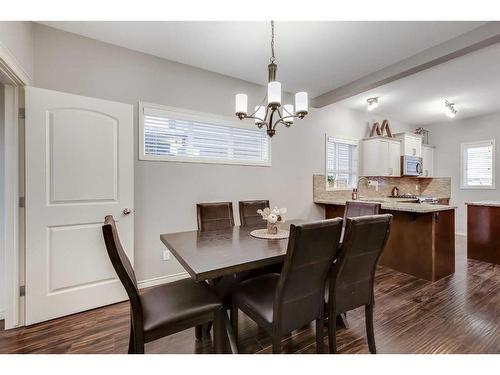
338,42,500,125
38,21,485,98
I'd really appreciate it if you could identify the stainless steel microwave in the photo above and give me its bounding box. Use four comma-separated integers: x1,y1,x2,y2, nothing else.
401,155,423,176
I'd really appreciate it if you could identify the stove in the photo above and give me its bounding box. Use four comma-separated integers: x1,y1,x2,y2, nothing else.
388,194,438,203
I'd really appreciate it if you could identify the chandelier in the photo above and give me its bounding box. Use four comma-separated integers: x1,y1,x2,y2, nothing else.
234,21,308,137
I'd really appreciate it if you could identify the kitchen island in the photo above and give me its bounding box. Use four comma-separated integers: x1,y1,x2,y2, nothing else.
316,197,456,282
466,201,500,264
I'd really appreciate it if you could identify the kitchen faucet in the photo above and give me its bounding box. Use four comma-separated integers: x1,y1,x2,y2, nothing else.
357,176,370,192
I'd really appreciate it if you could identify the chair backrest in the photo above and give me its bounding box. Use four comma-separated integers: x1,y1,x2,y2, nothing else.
239,200,269,227
274,218,343,333
330,214,392,314
344,201,381,221
102,215,140,306
196,202,235,232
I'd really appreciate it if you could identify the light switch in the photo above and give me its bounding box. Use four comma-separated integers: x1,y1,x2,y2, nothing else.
162,250,170,261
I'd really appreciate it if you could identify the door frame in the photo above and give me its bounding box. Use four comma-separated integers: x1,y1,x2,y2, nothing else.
0,41,30,329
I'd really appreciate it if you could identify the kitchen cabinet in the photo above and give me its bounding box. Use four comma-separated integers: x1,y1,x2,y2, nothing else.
421,145,435,177
394,132,423,157
361,137,401,177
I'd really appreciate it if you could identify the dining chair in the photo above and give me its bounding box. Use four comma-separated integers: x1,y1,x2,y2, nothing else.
326,214,392,354
231,218,343,354
344,201,381,221
102,215,224,354
238,200,269,227
197,202,234,232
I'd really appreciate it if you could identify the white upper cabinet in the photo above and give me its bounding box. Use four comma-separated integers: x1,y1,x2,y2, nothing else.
394,132,423,157
421,145,435,177
361,137,401,177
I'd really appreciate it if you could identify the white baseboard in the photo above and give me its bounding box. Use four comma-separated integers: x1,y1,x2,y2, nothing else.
138,272,189,289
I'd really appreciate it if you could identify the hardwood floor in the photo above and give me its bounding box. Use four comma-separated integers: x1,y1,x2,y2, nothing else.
0,236,498,354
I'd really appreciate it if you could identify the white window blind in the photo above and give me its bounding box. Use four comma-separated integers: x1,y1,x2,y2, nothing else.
326,136,358,190
140,104,270,166
461,140,495,188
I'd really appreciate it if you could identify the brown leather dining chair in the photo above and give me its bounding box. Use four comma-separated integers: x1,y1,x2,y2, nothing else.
239,200,269,227
344,201,381,221
326,214,392,354
197,202,234,232
195,202,235,339
231,218,343,353
102,215,224,354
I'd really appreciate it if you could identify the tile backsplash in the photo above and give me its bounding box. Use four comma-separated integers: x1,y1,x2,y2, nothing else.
313,174,451,201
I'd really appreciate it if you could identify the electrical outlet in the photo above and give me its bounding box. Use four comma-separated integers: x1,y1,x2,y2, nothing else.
368,180,379,191
162,250,170,261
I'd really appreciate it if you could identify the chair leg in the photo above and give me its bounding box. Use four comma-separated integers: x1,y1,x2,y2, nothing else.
128,323,144,354
272,335,282,354
213,310,224,354
365,304,376,354
128,324,135,354
328,312,337,353
135,340,145,354
315,317,325,354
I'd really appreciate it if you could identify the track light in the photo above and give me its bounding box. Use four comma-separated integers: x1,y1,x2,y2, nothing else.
445,99,457,118
367,97,379,111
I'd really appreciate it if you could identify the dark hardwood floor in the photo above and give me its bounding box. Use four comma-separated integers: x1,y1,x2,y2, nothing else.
0,236,498,354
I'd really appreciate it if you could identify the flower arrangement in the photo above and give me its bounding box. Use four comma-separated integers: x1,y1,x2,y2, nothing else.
257,207,287,234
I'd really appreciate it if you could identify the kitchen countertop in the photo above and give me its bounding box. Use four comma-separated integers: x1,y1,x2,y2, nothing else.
314,197,456,213
465,201,500,207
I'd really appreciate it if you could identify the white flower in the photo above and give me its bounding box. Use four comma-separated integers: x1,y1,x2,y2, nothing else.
267,213,278,224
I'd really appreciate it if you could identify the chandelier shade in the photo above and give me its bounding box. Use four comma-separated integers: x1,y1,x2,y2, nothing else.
234,21,308,138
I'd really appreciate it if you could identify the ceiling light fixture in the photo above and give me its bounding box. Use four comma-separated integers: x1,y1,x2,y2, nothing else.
367,97,379,111
234,21,308,138
445,99,457,118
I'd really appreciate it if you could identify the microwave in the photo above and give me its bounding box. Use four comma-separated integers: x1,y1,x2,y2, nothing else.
401,155,423,176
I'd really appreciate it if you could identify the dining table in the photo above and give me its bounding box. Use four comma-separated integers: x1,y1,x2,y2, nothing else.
160,219,305,353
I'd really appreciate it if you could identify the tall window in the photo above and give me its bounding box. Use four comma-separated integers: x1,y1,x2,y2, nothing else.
461,139,495,189
326,136,358,190
139,102,270,166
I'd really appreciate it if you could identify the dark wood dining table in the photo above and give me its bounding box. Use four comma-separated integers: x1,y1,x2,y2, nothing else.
160,220,305,353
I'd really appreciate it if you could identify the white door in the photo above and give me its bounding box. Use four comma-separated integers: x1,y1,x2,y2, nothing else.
25,87,134,325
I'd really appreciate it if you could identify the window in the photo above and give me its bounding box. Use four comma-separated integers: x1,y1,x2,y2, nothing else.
139,102,271,166
326,136,358,190
461,139,495,189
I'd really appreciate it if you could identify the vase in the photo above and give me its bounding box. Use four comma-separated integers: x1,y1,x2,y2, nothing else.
267,222,279,235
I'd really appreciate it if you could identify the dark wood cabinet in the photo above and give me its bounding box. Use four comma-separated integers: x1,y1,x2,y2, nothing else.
324,203,455,282
467,204,500,264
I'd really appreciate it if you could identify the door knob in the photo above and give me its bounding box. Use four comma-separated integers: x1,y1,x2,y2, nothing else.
122,208,132,215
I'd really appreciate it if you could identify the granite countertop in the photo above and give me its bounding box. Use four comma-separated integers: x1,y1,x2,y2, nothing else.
465,201,500,207
314,198,456,213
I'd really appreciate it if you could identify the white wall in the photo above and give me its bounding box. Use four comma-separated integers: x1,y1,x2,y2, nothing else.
32,24,412,282
0,85,5,319
0,22,34,82
427,111,500,234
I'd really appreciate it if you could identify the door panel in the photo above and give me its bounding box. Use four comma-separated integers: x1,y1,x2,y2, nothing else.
49,109,118,203
25,87,134,325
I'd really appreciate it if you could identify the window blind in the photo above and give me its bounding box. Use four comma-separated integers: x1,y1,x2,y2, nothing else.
141,106,270,165
462,140,494,187
326,137,358,189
